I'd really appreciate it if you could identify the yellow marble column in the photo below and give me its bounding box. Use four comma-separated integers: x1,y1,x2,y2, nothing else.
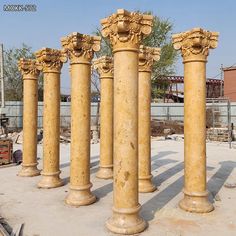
101,9,153,234
18,59,40,177
138,45,160,192
61,33,101,206
172,28,219,213
93,56,113,179
35,48,67,188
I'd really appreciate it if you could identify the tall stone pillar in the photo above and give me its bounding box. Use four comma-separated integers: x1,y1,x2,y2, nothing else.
101,9,153,234
172,28,219,213
35,48,67,188
93,56,113,179
61,33,101,206
138,45,160,192
18,59,40,177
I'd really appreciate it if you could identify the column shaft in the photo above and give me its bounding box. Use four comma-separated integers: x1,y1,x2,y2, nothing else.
138,71,156,192
19,78,40,176
38,72,63,188
65,63,96,206
106,50,147,234
184,61,206,193
97,77,113,179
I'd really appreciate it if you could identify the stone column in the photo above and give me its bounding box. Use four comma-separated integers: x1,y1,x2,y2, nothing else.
138,45,160,192
93,56,113,179
35,48,67,188
18,59,40,177
172,28,219,213
61,33,101,206
101,9,153,234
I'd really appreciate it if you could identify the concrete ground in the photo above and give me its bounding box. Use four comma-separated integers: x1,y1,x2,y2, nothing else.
1,139,236,236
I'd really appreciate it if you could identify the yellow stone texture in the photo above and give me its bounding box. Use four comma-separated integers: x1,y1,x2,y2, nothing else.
35,48,67,188
61,33,101,206
18,58,40,177
101,9,153,235
138,45,160,193
93,56,113,179
172,28,219,213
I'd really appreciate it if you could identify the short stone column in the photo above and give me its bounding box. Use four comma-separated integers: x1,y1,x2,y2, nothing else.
61,33,101,206
18,59,40,177
138,45,160,192
101,9,153,234
93,56,113,179
172,28,219,213
35,48,67,188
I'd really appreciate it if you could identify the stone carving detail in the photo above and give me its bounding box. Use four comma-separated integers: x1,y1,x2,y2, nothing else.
35,48,67,73
139,45,161,72
18,58,40,78
101,9,153,48
172,28,219,59
93,56,113,77
61,32,101,63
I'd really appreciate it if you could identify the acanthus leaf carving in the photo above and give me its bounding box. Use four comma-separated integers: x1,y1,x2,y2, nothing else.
93,56,113,78
18,58,40,78
139,45,161,72
101,9,153,49
35,48,67,73
61,32,101,64
172,28,219,60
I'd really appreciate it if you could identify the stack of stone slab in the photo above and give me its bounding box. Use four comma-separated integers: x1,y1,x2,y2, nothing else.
207,127,229,142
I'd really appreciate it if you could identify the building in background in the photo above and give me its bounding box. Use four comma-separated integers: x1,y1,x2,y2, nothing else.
152,76,223,103
224,67,236,101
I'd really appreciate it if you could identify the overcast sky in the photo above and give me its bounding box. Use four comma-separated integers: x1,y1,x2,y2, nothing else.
1,0,235,94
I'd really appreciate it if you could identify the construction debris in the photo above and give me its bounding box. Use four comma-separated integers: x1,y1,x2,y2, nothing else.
151,120,184,137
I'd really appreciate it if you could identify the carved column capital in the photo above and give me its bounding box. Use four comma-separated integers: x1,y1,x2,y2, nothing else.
93,56,113,78
172,28,219,62
101,9,153,51
35,48,67,73
61,32,101,64
139,45,161,72
18,58,40,79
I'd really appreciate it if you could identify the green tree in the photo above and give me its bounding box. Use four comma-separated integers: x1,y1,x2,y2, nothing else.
93,12,178,98
3,43,44,101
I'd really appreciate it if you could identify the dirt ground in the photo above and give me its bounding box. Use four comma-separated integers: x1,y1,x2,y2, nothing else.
0,140,236,236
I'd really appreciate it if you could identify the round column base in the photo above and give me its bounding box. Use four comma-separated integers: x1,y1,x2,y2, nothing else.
179,190,214,213
96,166,113,179
18,163,40,177
65,183,96,207
105,204,147,235
139,175,157,193
37,171,64,189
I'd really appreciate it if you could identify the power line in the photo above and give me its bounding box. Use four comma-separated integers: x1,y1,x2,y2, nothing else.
211,62,236,79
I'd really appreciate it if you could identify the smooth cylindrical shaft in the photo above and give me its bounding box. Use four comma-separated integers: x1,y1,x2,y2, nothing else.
113,50,138,208
97,77,113,179
184,61,206,192
138,71,156,192
38,72,63,188
65,63,96,206
19,78,40,176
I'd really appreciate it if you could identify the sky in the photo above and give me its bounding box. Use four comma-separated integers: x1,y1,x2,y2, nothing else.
0,0,235,94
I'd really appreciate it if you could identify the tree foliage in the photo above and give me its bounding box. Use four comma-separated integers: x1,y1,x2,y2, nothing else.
3,43,43,101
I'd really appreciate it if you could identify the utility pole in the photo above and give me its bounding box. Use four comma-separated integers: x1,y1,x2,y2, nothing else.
220,63,223,98
0,44,5,109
